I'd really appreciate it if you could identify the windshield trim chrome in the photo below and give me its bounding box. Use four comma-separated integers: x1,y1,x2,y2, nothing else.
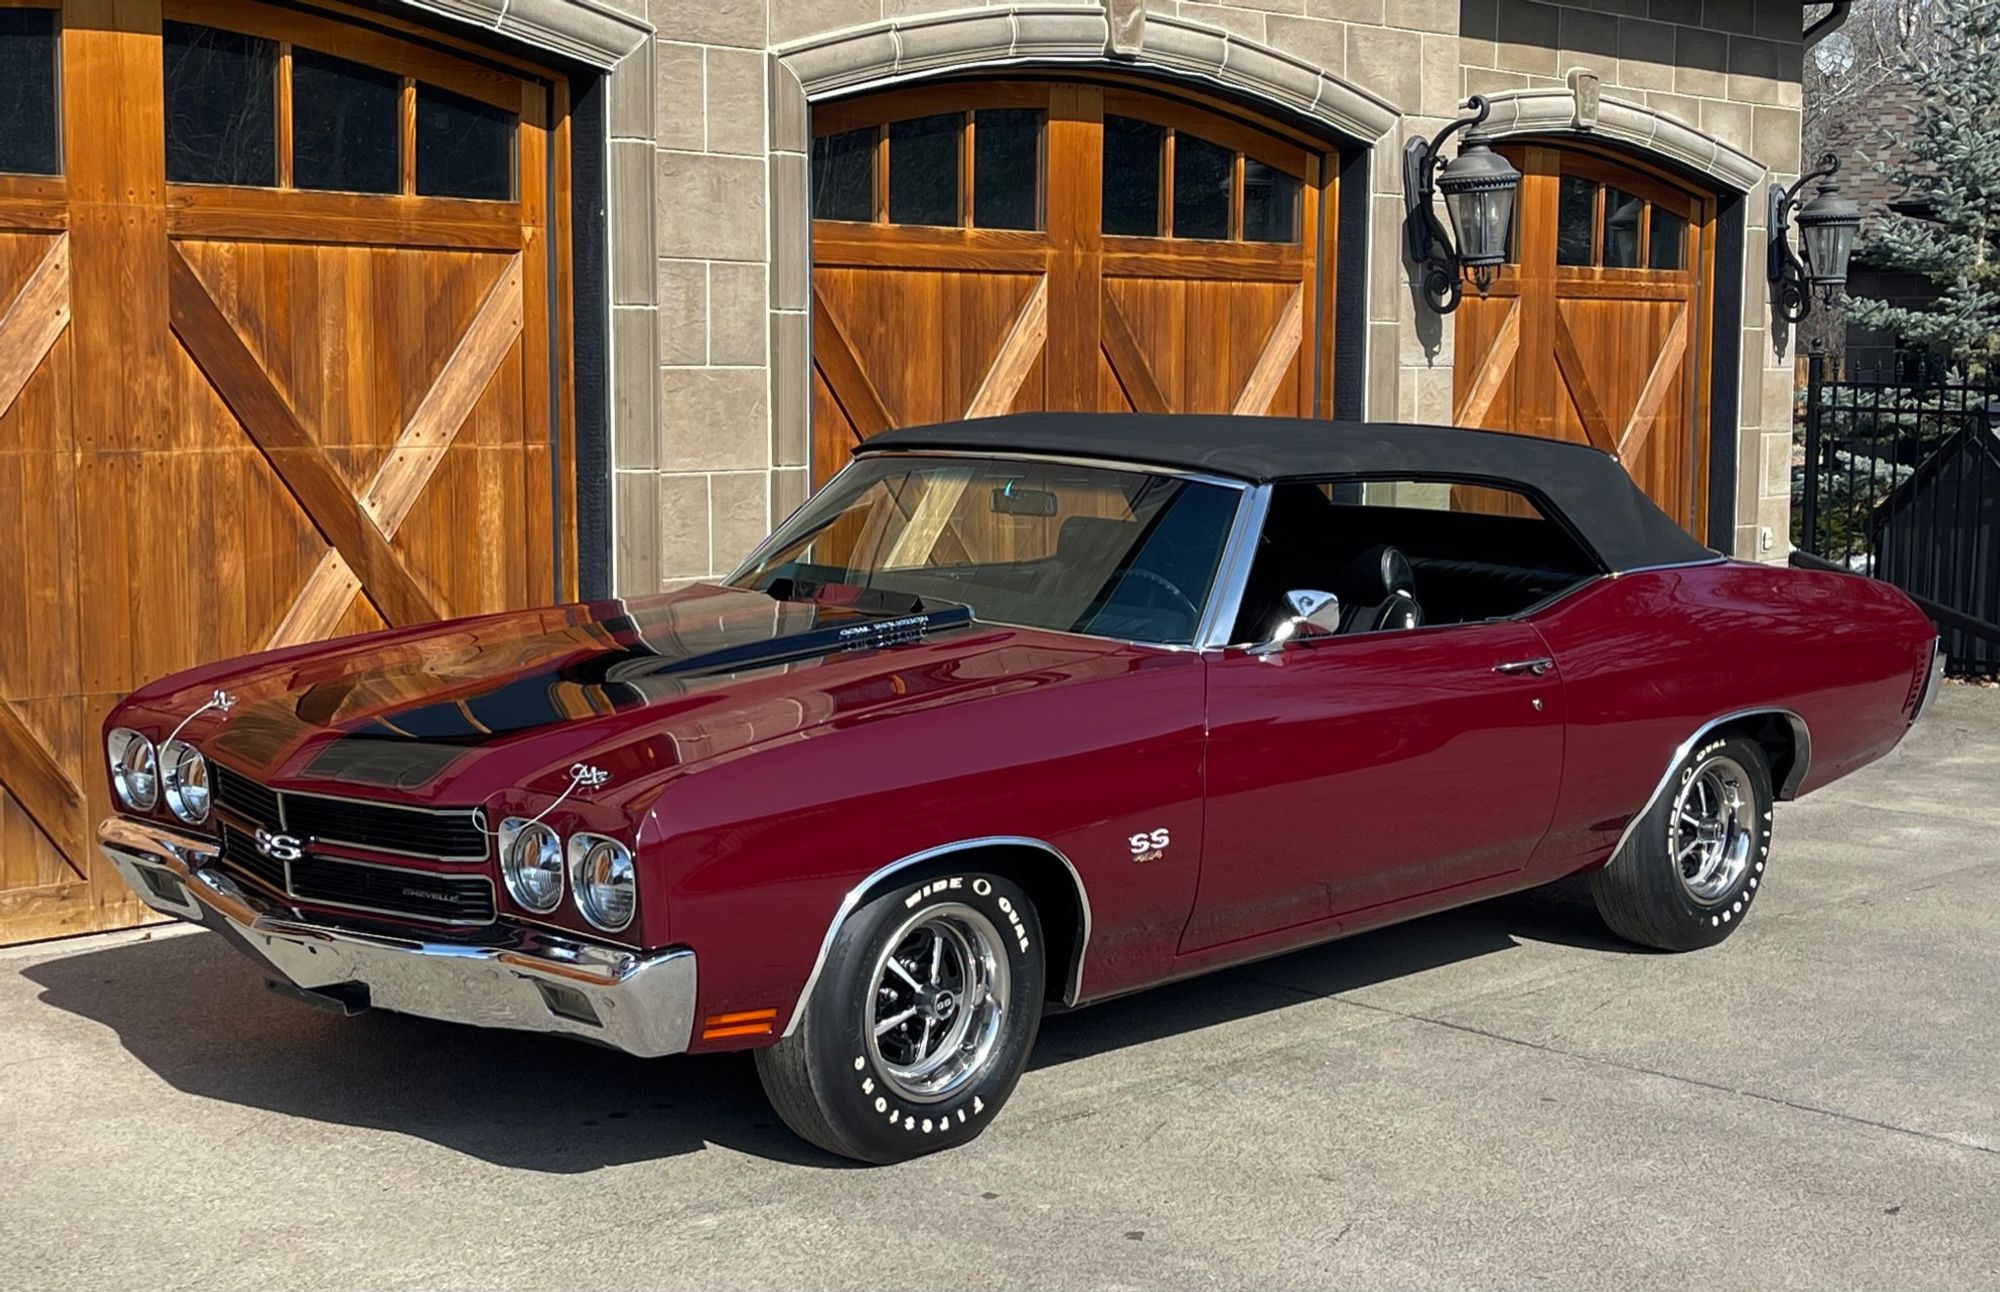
1195,484,1272,650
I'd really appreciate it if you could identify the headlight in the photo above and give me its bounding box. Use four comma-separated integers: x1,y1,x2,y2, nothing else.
160,739,211,823
107,729,159,811
568,833,635,933
499,818,564,913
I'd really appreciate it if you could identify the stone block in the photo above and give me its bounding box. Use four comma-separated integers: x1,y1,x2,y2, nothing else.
608,41,655,140
647,0,764,50
705,46,768,157
709,470,770,570
771,0,877,46
1347,22,1421,109
771,309,810,467
611,306,659,470
610,139,658,305
658,150,767,261
657,472,711,579
655,40,705,152
614,470,661,593
770,150,810,312
658,259,707,366
659,368,771,471
708,260,769,366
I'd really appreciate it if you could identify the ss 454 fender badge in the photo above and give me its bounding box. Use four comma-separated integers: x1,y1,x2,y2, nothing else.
1128,827,1170,863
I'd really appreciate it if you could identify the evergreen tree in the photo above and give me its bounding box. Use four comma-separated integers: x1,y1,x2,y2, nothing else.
1842,1,2000,377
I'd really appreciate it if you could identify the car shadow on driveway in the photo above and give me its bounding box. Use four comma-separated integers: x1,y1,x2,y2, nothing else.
23,877,1628,1171
1033,874,1629,1067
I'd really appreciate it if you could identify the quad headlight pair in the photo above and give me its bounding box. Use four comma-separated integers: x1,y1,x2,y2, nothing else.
107,728,210,824
497,818,635,933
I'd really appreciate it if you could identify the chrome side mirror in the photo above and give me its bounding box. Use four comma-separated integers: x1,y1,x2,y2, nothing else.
1249,589,1342,657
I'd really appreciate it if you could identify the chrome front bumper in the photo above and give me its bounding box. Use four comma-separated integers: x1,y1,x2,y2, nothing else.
1913,638,1947,725
97,816,696,1058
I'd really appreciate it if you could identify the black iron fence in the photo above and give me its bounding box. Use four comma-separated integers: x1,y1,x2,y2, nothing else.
1793,348,2000,676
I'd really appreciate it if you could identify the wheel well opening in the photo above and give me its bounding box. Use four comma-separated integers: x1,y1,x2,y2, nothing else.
870,845,1086,1007
1720,712,1807,800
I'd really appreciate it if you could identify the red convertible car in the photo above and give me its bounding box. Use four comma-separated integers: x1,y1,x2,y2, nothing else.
98,415,1941,1163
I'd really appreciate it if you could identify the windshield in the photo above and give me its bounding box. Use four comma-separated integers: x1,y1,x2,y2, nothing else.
729,455,1242,645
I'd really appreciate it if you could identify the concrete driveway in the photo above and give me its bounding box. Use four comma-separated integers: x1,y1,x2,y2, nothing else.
2,687,1996,1291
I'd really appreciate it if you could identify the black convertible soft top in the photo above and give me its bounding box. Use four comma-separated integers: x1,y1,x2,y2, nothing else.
857,413,1718,573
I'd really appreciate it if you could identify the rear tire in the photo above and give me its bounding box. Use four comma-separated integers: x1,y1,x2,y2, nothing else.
755,870,1044,1164
1591,734,1774,951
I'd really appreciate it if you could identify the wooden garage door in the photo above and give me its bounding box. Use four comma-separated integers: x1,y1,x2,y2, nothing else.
0,0,572,944
1454,145,1714,533
809,81,1334,483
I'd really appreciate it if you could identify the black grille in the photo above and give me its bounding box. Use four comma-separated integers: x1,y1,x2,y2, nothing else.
214,764,281,828
289,856,495,924
282,794,487,860
209,761,487,861
218,823,286,891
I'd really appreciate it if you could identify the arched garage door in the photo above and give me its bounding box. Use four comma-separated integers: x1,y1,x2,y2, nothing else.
0,0,571,942
809,81,1337,483
1454,144,1715,534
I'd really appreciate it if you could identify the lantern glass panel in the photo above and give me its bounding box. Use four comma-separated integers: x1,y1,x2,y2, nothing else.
1445,184,1515,265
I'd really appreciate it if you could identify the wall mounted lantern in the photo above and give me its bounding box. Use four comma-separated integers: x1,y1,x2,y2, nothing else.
1768,152,1862,324
1403,96,1522,314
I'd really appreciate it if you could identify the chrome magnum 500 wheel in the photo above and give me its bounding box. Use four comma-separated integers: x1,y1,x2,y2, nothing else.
756,870,1044,1164
1591,734,1775,951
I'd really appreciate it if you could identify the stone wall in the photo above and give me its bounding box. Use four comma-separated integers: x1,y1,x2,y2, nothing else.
607,0,1818,591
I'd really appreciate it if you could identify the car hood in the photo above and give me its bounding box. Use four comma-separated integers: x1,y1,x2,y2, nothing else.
123,583,1131,814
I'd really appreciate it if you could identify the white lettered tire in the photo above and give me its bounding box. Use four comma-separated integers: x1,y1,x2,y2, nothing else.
755,870,1044,1164
1591,734,1775,951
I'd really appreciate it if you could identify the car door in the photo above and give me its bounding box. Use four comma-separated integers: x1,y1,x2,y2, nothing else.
1182,620,1565,952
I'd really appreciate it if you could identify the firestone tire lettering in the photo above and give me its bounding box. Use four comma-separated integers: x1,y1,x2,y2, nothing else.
754,867,1045,1164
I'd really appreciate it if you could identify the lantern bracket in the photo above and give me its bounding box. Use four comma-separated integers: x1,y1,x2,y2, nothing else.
1404,96,1496,316
1768,151,1847,325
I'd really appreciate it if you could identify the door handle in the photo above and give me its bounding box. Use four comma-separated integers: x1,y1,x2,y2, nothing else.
1493,657,1554,676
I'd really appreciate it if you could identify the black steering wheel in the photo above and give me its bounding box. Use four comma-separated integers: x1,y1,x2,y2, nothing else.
1120,567,1201,624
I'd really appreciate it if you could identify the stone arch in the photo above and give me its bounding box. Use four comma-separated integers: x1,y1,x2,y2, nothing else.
774,6,1399,145
1467,88,1765,193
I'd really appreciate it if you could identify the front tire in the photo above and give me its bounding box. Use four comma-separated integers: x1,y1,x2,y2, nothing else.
755,870,1044,1164
1591,734,1774,951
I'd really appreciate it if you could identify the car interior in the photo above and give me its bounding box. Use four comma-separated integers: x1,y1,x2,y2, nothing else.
1229,480,1602,644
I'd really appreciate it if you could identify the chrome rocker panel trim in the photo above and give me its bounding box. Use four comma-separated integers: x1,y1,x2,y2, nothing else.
97,816,696,1059
1606,707,1812,867
783,835,1094,1038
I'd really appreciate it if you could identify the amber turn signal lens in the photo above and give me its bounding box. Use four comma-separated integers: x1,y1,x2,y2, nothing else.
701,1008,778,1040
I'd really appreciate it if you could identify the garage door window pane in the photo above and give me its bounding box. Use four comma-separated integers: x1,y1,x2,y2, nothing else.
1602,186,1642,268
813,127,876,222
1173,133,1232,241
1649,206,1688,270
1102,116,1163,237
293,48,399,194
416,83,516,200
163,22,276,187
0,9,59,176
888,113,959,227
1555,175,1596,266
1242,159,1300,243
973,108,1041,231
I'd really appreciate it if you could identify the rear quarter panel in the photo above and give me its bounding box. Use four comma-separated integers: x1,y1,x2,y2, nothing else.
1530,562,1934,876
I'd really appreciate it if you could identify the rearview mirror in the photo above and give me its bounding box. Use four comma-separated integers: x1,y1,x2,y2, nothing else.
1249,589,1342,657
990,484,1058,516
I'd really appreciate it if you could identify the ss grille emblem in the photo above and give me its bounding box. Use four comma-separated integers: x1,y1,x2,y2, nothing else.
254,829,303,863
